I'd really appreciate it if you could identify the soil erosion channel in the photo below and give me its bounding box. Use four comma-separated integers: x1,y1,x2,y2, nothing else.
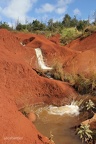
33,48,82,144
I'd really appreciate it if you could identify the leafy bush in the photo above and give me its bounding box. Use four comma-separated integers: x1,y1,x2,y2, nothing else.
86,100,95,110
64,74,96,95
0,21,12,30
77,124,93,143
60,27,81,45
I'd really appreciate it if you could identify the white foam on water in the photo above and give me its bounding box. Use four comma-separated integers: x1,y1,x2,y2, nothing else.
35,48,52,70
33,102,80,117
47,103,79,116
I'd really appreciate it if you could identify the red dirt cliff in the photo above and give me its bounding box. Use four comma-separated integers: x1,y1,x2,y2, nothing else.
0,29,78,144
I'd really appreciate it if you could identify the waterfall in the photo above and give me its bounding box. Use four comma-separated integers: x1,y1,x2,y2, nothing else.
34,102,79,117
35,48,52,70
34,48,79,116
47,103,79,116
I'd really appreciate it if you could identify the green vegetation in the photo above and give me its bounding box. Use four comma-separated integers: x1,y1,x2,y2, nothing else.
36,59,96,95
48,61,96,95
77,124,93,143
1,13,96,45
51,61,64,81
0,21,13,30
15,14,96,45
60,27,81,45
68,74,96,95
79,99,95,117
76,99,96,144
86,99,95,111
66,73,96,95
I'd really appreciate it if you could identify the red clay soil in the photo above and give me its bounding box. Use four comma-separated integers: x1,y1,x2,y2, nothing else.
63,32,96,75
82,113,96,130
1,29,96,144
0,29,78,144
15,31,96,75
14,31,80,66
63,49,96,75
67,32,96,52
0,89,51,144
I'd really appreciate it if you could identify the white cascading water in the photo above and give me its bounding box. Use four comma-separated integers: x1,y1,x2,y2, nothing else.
47,101,79,116
47,104,79,116
34,102,79,117
35,48,52,70
34,48,79,116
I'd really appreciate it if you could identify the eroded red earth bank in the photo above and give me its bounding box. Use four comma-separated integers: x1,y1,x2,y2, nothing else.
0,29,96,144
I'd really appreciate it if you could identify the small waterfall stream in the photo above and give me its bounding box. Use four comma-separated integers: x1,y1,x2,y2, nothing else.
35,48,52,70
34,48,83,143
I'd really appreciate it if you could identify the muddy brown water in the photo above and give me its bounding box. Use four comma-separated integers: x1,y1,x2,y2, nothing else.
31,104,82,144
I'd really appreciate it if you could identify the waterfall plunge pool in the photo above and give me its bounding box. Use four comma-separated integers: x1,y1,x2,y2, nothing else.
31,103,83,144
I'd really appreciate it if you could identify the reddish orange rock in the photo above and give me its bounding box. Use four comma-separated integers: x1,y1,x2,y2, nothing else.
27,112,36,122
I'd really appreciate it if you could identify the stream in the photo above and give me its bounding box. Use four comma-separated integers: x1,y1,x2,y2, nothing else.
33,48,93,144
31,103,83,144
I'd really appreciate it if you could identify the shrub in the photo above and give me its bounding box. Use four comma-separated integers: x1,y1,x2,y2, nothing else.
51,61,64,81
66,74,96,95
77,124,93,143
